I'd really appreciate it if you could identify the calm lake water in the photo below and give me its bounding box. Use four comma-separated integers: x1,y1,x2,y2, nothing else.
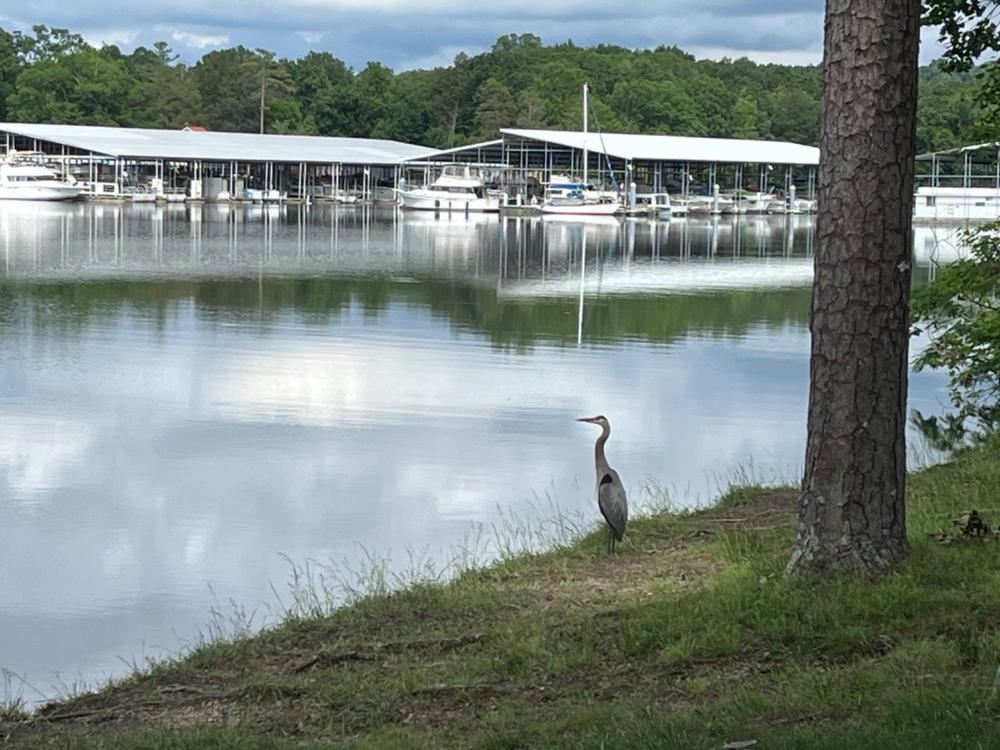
0,201,951,705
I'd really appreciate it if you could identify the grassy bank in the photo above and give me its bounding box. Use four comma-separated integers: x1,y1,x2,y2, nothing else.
4,436,1000,749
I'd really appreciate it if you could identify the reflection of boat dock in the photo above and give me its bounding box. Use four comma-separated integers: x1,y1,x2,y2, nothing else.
500,204,541,216
540,213,623,225
0,200,820,288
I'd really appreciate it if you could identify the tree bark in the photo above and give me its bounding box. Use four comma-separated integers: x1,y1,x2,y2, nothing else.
786,0,920,575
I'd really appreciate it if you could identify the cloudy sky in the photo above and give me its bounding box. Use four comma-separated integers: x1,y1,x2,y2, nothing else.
1,0,949,71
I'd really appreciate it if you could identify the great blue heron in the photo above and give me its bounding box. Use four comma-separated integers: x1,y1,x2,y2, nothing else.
577,415,628,554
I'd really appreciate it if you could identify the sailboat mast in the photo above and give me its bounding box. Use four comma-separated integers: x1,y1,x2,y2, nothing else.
582,83,588,188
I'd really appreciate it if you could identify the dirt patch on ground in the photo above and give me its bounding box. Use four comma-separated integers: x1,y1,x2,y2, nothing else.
151,699,239,730
493,486,798,606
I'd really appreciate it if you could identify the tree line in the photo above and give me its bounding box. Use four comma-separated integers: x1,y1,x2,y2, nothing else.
0,25,992,155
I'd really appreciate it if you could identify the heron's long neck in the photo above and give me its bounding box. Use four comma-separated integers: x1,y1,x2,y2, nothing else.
594,424,611,476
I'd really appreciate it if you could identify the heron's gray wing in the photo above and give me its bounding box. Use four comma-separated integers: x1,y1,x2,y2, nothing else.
598,470,628,541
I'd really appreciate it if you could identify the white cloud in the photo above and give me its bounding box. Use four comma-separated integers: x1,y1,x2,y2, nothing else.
166,29,230,50
80,27,139,50
287,0,612,11
296,30,328,45
398,44,485,71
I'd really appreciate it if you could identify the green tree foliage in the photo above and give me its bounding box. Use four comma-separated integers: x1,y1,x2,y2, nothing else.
7,47,141,125
515,89,547,127
485,33,543,91
127,44,202,129
923,0,1000,70
475,77,517,138
354,61,400,138
916,63,984,151
12,25,86,64
371,71,432,142
911,222,1000,436
0,29,20,119
425,53,475,147
0,24,990,149
191,46,261,131
921,1,1000,142
250,50,295,133
288,52,358,135
765,85,822,144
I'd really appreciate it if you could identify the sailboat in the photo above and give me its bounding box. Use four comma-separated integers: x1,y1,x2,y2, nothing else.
540,84,623,217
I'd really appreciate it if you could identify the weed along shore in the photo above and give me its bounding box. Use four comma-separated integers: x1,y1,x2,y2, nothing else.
4,437,1000,748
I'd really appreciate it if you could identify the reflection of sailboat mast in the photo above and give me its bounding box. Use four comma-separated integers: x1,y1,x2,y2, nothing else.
332,204,341,260
297,204,305,261
577,229,586,345
228,203,238,264
582,83,588,187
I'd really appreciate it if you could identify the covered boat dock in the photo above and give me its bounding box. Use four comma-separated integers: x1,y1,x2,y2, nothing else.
0,123,437,202
913,142,1000,222
405,129,820,210
0,121,820,210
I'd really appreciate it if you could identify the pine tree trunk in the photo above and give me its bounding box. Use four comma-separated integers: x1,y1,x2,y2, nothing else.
786,0,920,574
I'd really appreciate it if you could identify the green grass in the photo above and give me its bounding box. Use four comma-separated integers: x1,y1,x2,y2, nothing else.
4,435,1000,748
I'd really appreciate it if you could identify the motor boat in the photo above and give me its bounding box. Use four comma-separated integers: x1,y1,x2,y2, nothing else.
0,152,84,201
540,177,622,216
398,165,499,212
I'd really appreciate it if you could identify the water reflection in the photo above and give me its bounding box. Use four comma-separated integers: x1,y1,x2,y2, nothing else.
0,202,949,706
0,201,820,285
1,199,954,295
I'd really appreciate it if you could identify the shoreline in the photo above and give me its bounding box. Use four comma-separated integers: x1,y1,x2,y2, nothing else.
4,434,999,747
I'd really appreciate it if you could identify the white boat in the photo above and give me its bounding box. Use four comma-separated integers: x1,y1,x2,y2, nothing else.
540,178,622,216
740,190,777,215
683,194,719,215
0,153,83,201
398,165,499,212
913,186,1000,222
242,188,285,203
719,190,776,215
667,196,690,217
625,192,672,218
767,197,817,214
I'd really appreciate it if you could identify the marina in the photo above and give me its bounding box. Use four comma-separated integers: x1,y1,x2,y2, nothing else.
9,120,998,225
0,121,821,217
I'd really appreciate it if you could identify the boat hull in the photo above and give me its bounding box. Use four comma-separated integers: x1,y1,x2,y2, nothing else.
539,202,622,216
0,185,83,201
399,191,499,212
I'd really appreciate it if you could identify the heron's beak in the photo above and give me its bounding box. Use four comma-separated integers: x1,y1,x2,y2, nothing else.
577,416,598,423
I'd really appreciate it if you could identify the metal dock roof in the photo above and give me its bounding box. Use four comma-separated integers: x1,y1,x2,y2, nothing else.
500,128,819,165
0,123,438,164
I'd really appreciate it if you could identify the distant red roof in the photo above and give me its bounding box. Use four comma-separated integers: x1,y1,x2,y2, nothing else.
182,126,207,132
